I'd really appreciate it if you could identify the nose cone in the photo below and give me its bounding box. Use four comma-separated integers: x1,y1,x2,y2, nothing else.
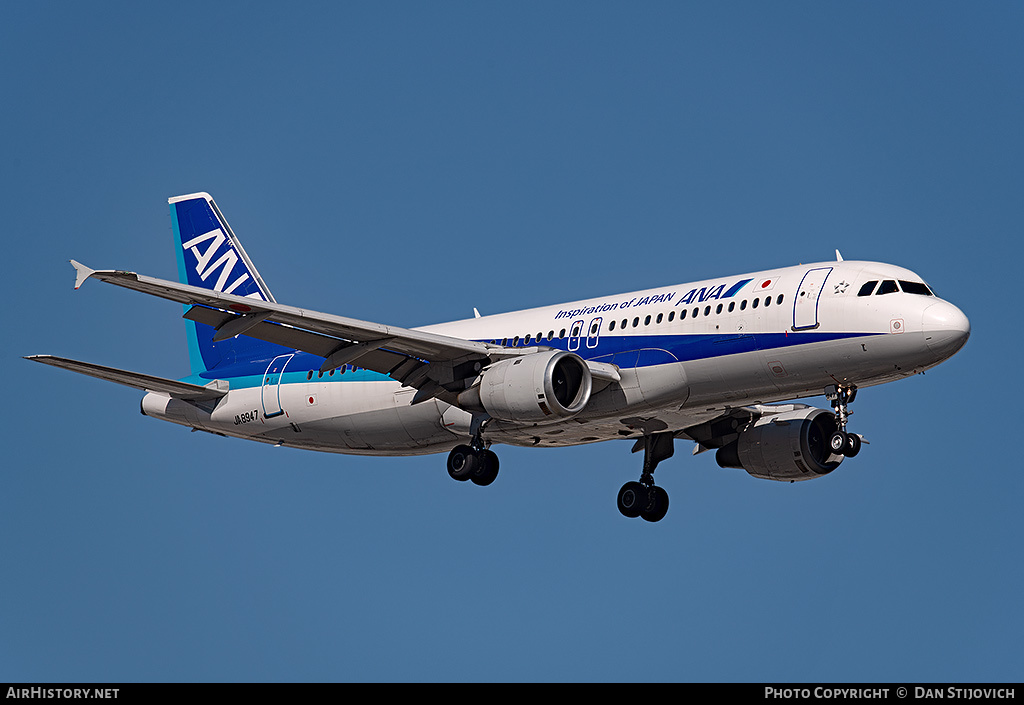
922,301,970,360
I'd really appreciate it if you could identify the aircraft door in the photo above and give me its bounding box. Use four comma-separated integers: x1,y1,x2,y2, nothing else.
793,267,832,331
261,354,294,419
568,319,584,351
586,317,603,349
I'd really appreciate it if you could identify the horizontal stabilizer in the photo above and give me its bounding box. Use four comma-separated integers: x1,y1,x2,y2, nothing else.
24,355,227,401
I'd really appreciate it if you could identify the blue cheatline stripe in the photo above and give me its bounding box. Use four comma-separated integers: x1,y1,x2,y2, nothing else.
187,331,880,386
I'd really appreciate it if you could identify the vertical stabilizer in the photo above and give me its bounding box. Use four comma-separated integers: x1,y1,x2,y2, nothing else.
170,192,275,302
169,193,287,375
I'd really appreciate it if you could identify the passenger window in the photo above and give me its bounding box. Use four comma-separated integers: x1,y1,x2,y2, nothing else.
621,319,627,330
899,280,933,296
740,300,747,311
525,334,532,345
668,311,675,322
644,315,651,326
633,317,639,328
715,303,723,314
728,302,735,312
776,294,784,305
680,309,687,320
692,307,698,318
704,306,711,316
558,330,565,339
656,313,663,324
513,336,520,346
877,280,899,295
752,298,759,308
858,281,878,297
764,296,771,307
609,320,616,331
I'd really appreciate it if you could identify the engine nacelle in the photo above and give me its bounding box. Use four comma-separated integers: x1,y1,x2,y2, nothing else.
460,350,592,424
715,407,843,482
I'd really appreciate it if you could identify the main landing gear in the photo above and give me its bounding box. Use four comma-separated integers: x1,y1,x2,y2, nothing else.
825,384,862,458
447,443,499,486
447,419,499,487
444,426,673,521
617,432,673,523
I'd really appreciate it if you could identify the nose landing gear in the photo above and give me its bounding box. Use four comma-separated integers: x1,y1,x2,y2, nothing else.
826,384,862,457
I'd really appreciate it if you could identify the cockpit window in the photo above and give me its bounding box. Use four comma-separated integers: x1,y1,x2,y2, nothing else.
858,281,878,297
899,280,933,296
876,280,899,295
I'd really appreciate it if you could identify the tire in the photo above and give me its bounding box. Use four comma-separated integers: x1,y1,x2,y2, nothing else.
447,445,477,481
470,449,499,486
640,486,669,523
617,481,647,518
844,433,861,458
829,431,848,455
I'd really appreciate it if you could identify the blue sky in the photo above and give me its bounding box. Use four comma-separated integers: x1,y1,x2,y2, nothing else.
3,2,1021,682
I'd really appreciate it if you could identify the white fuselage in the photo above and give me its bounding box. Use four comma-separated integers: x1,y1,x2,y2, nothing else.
141,259,970,455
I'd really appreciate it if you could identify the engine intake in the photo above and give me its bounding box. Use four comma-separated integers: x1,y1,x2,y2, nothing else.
715,407,843,482
460,350,592,424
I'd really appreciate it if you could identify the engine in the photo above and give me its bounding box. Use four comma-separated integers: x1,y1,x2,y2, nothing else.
458,350,592,424
715,407,843,482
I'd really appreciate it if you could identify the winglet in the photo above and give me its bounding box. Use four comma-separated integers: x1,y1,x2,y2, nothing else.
70,260,95,289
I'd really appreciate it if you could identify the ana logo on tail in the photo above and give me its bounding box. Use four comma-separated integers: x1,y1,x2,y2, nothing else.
181,228,262,298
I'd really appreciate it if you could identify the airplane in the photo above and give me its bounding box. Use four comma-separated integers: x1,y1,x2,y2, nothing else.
26,192,970,522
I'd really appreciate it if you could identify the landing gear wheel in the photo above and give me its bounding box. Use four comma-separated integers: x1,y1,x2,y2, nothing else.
470,449,499,486
617,481,647,518
844,433,861,458
640,485,669,523
829,430,849,455
447,445,477,481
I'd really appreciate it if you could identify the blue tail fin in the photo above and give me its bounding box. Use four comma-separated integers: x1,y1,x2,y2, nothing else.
169,192,286,375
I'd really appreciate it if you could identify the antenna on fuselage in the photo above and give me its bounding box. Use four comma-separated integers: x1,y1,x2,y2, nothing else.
835,250,844,262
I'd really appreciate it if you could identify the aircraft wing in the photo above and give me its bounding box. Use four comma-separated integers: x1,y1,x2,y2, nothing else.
25,355,227,401
69,261,620,402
